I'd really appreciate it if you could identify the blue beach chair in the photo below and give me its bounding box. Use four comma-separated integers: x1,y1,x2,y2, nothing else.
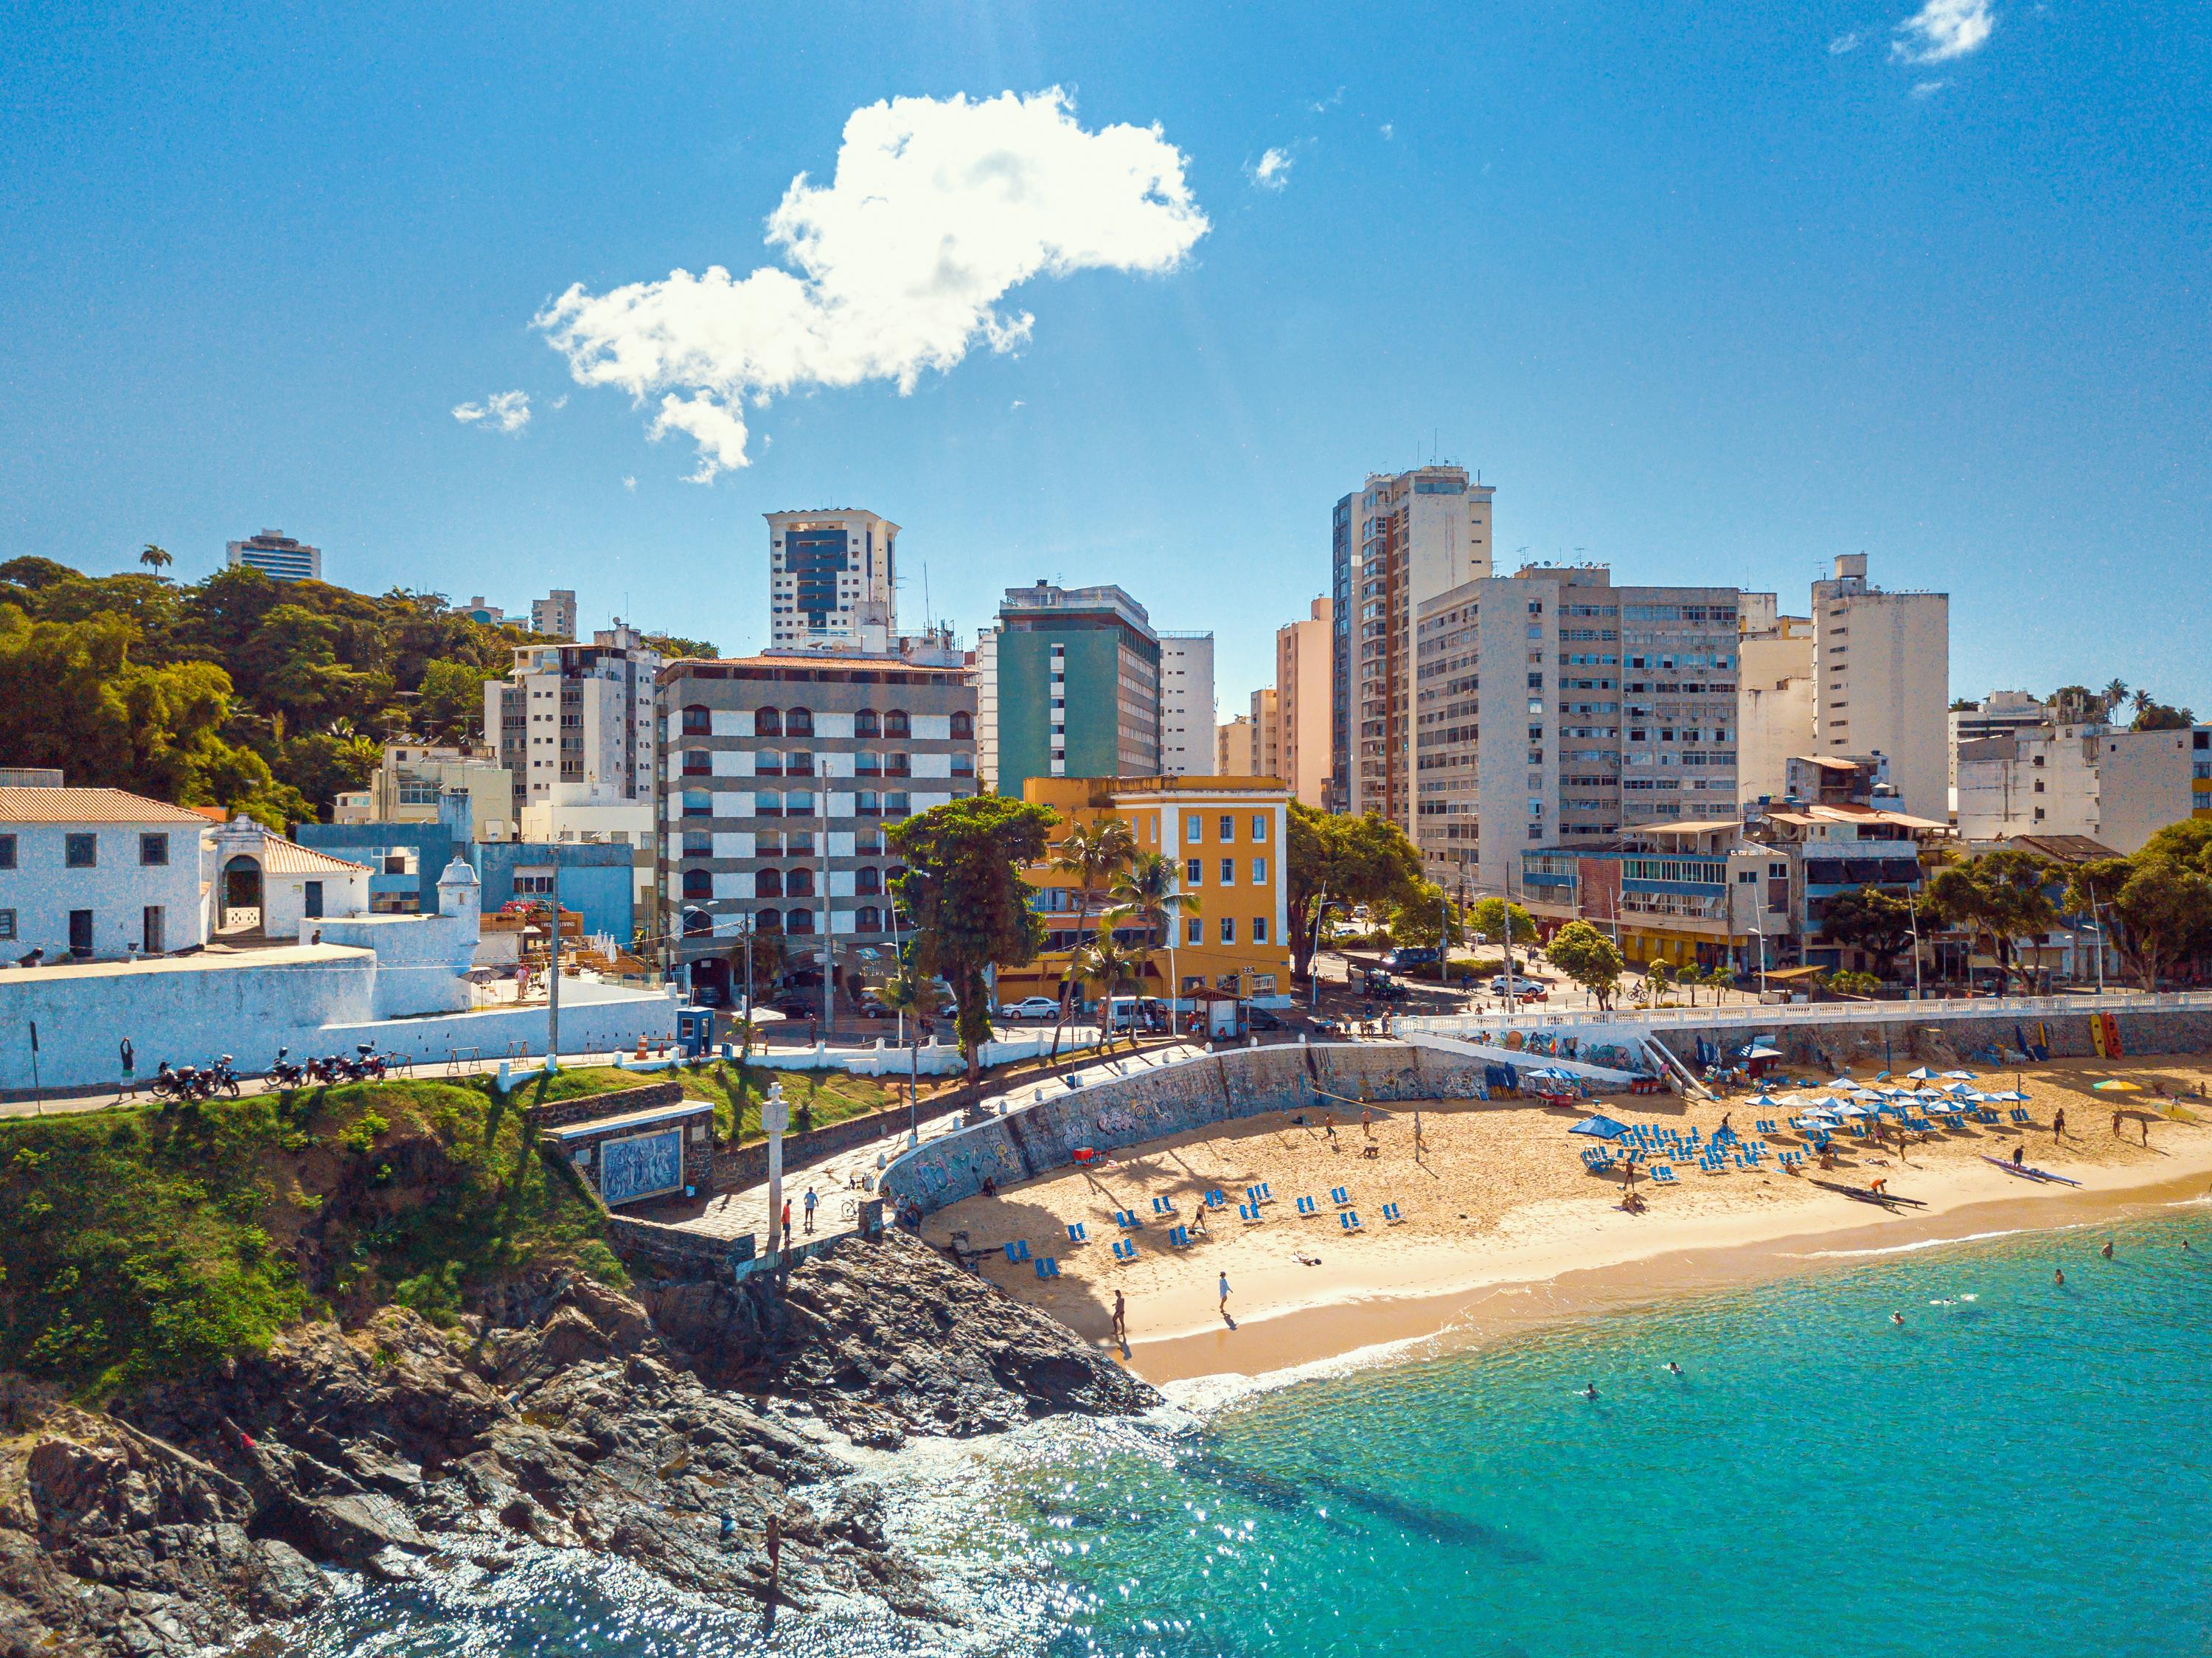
1004,1239,1031,1263
1652,1165,1677,1184
1339,1210,1363,1232
1112,1238,1138,1262
1380,1201,1403,1224
1034,1257,1060,1279
1114,1210,1141,1230
1151,1196,1176,1217
1238,1201,1263,1224
1330,1186,1352,1207
1169,1225,1192,1249
1206,1189,1228,1210
1295,1195,1319,1217
1066,1221,1088,1244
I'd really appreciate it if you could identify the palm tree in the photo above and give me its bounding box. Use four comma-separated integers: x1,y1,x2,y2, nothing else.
877,968,948,1148
1043,817,1137,1064
139,543,173,575
2102,679,2130,720
1109,850,1200,1034
2132,688,2153,722
1073,933,1144,1052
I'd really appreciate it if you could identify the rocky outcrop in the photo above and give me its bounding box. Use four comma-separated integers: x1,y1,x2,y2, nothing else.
646,1230,1155,1446
0,1229,1155,1656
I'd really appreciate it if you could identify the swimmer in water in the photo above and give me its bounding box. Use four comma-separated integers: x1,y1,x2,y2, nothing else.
1666,1362,1683,1376
1584,1382,1599,1401
2054,1267,2065,1287
2100,1240,2114,1260
1892,1311,1905,1327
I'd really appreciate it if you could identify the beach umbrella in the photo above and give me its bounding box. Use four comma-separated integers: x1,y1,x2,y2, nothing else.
2090,1079,2141,1092
1906,1066,1935,1081
1569,1115,1631,1140
1942,1070,1975,1080
1874,1071,1892,1082
1826,1076,1855,1087
1742,1045,1783,1061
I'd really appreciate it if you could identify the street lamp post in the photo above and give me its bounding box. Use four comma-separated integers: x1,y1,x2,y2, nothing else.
1906,892,1925,1002
1749,925,1769,999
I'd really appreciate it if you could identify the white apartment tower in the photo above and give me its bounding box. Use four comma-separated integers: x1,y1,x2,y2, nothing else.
1159,632,1217,776
226,530,321,583
1414,566,1742,895
1276,596,1332,807
531,589,579,641
1736,603,1815,806
1810,554,1950,822
484,623,663,821
1331,466,1494,826
765,509,897,650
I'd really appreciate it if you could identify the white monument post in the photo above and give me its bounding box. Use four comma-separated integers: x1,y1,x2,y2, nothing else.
761,1081,790,1260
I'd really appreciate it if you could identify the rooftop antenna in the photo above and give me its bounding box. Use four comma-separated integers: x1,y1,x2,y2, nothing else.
923,563,932,634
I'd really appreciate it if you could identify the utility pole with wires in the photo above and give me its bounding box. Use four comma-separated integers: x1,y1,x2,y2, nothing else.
543,885,562,1071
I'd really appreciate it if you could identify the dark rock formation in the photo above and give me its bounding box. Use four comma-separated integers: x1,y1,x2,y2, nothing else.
0,1228,1156,1656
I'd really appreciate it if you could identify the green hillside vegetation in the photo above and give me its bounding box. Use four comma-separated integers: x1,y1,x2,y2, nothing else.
0,1062,890,1399
0,553,717,827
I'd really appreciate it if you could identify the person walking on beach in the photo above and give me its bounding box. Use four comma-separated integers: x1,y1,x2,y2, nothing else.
802,1186,818,1235
1218,1272,1231,1319
1112,1290,1127,1346
2142,1118,2152,1147
2011,1142,2026,1165
1361,1106,1374,1140
2053,1107,2067,1142
2112,1109,2125,1140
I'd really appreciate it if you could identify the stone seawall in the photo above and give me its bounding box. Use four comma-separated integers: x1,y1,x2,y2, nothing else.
883,1007,2212,1221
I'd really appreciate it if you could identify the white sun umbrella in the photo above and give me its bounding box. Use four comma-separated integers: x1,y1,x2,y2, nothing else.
1942,1069,1976,1080
1906,1066,1935,1081
1826,1076,1856,1087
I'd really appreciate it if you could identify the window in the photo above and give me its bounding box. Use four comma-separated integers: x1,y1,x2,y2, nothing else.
884,709,911,738
142,906,164,953
682,870,712,900
0,836,13,870
1252,856,1267,884
683,749,712,776
754,908,782,932
1186,813,1203,841
1219,859,1236,885
855,709,881,737
787,867,815,898
69,909,93,956
886,791,911,819
857,791,881,817
1186,918,1202,945
754,869,784,898
1253,917,1268,944
1251,814,1267,842
950,710,973,739
1218,814,1234,841
683,832,712,858
65,833,96,868
0,910,13,940
1219,917,1237,945
856,905,883,932
139,833,169,867
754,707,782,737
785,790,815,816
681,704,712,735
1186,857,1203,885
952,753,975,777
683,790,712,818
786,908,814,934
785,707,813,737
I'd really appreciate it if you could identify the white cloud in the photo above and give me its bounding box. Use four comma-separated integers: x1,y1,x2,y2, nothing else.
535,89,1208,481
451,390,531,433
1379,122,1395,139
1910,77,1950,97
1829,31,1863,53
622,475,637,491
1010,398,1026,409
1891,0,1994,62
551,393,569,410
1246,147,1293,191
1307,88,1344,114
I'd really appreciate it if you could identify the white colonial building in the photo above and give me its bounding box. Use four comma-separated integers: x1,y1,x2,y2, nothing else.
0,785,214,962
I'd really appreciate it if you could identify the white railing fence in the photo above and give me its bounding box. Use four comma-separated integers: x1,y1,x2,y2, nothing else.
1394,988,2212,1040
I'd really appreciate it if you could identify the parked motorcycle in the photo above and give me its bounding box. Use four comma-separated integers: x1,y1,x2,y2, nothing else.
269,1047,308,1089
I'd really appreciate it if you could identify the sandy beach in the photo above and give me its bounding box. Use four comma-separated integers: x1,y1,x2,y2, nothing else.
925,1052,2212,1383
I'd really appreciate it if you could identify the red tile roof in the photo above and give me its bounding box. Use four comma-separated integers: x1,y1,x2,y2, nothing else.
0,788,216,825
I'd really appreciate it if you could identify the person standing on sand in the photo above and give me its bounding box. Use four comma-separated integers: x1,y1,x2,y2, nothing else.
1112,1291,1127,1345
1362,1106,1374,1140
2011,1142,2026,1165
2053,1107,2067,1142
1218,1272,1231,1318
2112,1109,2124,1140
2142,1118,2152,1147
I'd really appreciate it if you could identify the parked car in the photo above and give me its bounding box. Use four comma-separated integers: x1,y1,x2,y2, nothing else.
857,991,893,1018
1488,975,1548,1002
766,991,818,1018
998,995,1062,1021
1381,946,1441,972
1244,1005,1285,1031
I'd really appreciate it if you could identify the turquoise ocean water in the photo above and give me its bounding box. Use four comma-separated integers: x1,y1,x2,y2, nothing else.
313,1207,2212,1658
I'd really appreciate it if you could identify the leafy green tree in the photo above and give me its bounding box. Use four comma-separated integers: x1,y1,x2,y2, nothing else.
1543,920,1624,1009
889,795,1057,1083
1816,884,1924,980
1644,959,1676,1003
1926,850,2057,992
2066,854,2212,991
415,658,496,740
642,631,718,659
2132,701,2196,732
1285,802,1425,978
1467,895,1539,984
1383,879,1467,953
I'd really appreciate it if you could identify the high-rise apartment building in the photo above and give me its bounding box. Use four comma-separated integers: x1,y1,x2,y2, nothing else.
973,583,1161,797
226,530,321,583
1215,715,1253,775
1250,687,1281,779
656,655,978,1003
532,590,579,641
1948,690,2047,792
1160,633,1217,776
1331,466,1495,825
764,509,897,650
1414,565,1741,895
485,624,662,822
1736,604,1815,806
1276,596,1332,808
1810,554,1950,822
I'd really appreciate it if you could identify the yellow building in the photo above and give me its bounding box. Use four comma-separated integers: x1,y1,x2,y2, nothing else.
996,774,1293,1005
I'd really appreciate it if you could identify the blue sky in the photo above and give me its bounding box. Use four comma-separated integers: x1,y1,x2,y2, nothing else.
2,0,2207,718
